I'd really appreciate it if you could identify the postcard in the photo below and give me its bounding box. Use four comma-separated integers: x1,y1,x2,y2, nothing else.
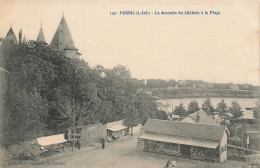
0,0,259,167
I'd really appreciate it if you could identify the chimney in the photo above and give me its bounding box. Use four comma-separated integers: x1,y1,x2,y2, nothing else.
196,111,200,122
19,29,22,44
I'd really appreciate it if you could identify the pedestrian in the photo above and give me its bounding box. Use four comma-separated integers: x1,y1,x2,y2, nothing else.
164,160,171,168
101,138,105,149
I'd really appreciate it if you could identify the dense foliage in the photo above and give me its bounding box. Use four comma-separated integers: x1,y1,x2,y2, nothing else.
146,79,259,91
173,103,187,117
254,99,260,119
216,99,228,117
187,100,200,114
144,79,260,99
151,88,260,99
229,101,242,119
202,98,215,115
0,41,166,145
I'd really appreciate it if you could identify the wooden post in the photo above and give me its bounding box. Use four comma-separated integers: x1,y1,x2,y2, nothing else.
72,121,75,151
219,142,221,163
190,146,192,158
72,98,75,152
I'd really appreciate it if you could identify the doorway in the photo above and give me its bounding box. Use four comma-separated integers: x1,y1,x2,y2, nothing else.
180,145,190,158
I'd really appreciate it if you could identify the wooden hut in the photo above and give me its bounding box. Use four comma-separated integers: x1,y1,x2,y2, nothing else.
138,119,229,163
105,120,130,141
69,123,106,148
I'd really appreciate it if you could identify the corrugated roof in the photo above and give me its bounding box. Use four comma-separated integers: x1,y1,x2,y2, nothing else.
5,28,18,43
50,15,77,50
185,110,220,125
36,27,46,43
144,119,226,140
140,133,219,149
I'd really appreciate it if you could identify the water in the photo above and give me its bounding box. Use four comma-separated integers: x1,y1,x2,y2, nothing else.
157,98,258,113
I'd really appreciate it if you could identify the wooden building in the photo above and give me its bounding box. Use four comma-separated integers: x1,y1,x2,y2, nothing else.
182,110,220,125
138,119,229,163
69,123,106,148
105,120,130,141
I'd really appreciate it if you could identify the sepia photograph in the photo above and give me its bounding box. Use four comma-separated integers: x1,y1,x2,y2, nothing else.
0,0,259,167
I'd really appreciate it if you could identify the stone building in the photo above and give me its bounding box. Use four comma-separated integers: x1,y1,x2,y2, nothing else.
3,14,81,58
36,22,46,43
50,15,81,58
5,27,18,43
230,84,239,91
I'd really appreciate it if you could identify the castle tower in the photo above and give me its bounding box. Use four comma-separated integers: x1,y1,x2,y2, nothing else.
36,21,46,43
23,35,27,43
5,26,18,43
50,14,80,58
19,29,22,43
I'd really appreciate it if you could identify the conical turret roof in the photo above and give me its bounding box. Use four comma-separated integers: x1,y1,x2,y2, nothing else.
37,26,46,43
5,27,18,43
50,15,77,50
23,35,27,43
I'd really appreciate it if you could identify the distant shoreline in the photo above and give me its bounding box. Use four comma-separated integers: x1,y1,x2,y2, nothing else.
147,88,260,99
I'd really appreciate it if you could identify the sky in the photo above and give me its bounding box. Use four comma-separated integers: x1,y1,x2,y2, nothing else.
0,0,259,85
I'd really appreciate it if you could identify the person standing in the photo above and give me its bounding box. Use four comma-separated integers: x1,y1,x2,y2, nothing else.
101,138,105,149
164,160,171,168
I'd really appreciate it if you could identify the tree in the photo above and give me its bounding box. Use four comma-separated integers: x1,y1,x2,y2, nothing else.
3,89,48,145
1,39,164,146
254,99,260,119
113,65,131,79
155,110,168,120
187,100,200,114
1,41,50,144
57,97,94,151
124,106,140,135
229,101,242,118
202,98,215,115
168,79,177,88
216,99,228,124
173,103,187,117
216,99,228,115
146,79,169,89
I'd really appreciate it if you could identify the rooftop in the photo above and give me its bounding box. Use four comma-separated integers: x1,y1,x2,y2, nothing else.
36,25,46,43
143,118,227,141
5,27,18,43
184,110,220,125
51,15,77,50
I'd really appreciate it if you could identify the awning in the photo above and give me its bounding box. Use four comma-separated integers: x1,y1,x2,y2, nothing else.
37,134,67,146
107,125,128,132
139,133,219,149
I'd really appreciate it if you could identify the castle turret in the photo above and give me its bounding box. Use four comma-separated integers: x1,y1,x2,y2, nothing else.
36,21,46,43
5,26,18,43
50,14,80,58
23,35,27,43
19,29,22,44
